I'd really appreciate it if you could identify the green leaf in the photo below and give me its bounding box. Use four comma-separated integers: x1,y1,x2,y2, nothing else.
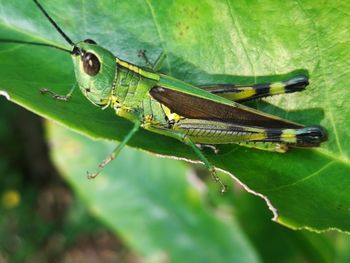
0,0,349,232
46,122,260,263
232,188,350,263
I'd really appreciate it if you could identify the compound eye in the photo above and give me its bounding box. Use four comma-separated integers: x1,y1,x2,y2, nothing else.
83,39,97,44
82,52,101,76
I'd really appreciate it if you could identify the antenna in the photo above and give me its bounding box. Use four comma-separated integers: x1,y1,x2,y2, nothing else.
32,0,75,46
0,39,71,53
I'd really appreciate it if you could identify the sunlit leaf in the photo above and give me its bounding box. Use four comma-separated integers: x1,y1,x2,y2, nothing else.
1,0,349,232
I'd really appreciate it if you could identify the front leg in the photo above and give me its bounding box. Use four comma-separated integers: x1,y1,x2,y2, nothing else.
40,82,77,102
87,120,141,179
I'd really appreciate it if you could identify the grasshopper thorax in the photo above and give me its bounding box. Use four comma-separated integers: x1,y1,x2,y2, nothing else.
71,40,116,107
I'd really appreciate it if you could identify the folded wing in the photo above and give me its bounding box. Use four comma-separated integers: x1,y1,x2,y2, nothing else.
150,86,303,129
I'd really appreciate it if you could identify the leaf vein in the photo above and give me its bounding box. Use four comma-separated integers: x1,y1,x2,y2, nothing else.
262,161,336,192
143,0,171,74
225,0,256,81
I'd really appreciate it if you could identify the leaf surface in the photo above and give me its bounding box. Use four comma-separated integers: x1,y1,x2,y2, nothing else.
47,122,260,263
0,0,349,232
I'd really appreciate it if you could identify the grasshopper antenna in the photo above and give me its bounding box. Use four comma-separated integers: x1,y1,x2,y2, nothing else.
32,0,75,46
0,39,71,53
0,0,75,53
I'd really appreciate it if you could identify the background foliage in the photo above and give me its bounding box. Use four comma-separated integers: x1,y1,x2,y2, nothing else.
1,0,350,262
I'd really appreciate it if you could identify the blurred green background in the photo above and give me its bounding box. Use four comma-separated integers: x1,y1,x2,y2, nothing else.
1,95,350,263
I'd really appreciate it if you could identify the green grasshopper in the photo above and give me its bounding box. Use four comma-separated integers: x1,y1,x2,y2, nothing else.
4,0,327,192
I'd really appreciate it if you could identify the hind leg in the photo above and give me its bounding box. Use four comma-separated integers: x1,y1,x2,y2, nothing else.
200,75,309,102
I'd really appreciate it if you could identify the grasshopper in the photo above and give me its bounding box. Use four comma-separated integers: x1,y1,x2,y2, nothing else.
3,0,327,192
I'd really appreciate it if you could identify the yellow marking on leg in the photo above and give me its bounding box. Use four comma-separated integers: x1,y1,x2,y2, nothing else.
250,132,268,141
235,87,257,100
269,82,285,95
281,129,297,143
161,104,183,122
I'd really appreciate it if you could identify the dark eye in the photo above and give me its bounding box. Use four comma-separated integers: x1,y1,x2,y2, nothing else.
84,39,97,44
82,52,101,76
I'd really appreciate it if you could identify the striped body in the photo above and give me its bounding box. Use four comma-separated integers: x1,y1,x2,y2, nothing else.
109,58,325,149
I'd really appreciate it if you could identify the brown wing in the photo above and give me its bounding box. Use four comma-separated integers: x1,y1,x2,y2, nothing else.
150,86,303,129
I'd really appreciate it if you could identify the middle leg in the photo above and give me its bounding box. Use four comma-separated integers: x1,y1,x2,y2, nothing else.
143,124,228,193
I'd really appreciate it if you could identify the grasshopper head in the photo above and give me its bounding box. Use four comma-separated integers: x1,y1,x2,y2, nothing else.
71,39,116,107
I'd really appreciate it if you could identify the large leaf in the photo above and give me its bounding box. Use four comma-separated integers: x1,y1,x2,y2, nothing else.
47,120,350,263
231,187,350,263
47,122,260,263
0,0,349,232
